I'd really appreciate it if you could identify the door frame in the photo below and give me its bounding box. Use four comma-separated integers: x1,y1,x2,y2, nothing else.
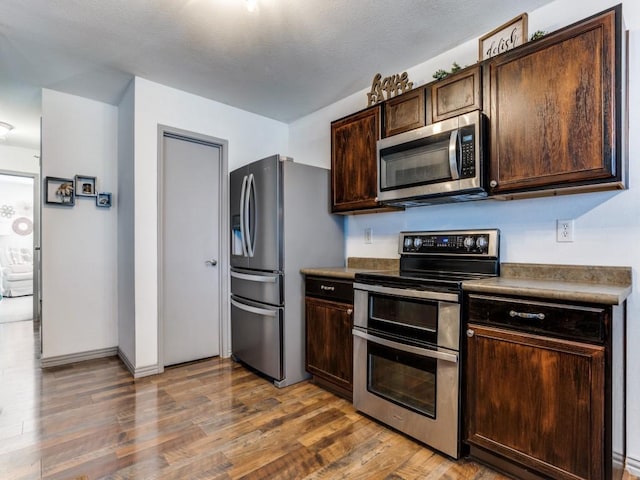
0,169,41,331
156,125,229,373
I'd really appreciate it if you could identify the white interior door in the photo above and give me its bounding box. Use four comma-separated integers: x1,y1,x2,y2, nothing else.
162,134,221,366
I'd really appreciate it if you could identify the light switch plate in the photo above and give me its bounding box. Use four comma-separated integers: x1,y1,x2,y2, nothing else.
364,227,373,244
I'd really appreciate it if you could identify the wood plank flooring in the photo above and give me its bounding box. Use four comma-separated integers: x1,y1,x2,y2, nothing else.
0,320,637,479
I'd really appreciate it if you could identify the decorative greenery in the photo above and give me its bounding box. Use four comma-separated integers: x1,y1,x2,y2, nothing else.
530,30,547,41
432,62,462,81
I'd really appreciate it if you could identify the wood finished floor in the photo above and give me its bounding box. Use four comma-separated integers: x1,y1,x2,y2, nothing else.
0,320,637,480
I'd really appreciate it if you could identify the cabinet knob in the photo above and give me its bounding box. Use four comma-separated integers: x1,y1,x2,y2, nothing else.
347,308,353,315
489,180,498,188
466,329,475,337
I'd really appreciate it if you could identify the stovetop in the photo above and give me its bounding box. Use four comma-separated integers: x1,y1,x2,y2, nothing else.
354,269,493,293
355,229,500,292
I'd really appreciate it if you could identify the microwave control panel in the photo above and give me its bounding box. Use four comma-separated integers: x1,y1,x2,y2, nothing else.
460,126,476,178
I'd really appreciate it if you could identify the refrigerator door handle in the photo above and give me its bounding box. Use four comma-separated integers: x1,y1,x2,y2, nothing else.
231,298,277,317
239,175,249,257
246,173,256,257
231,271,277,283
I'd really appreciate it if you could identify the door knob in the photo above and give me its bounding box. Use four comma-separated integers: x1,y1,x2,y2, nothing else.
205,260,218,266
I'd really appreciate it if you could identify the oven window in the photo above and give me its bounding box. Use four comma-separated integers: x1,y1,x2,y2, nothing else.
369,294,438,344
367,341,436,418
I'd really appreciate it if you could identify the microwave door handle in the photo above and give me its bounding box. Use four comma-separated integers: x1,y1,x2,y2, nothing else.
448,129,460,180
239,175,249,257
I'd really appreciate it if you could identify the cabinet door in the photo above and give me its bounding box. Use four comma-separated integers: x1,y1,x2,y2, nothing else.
486,8,618,195
430,66,481,123
331,107,381,213
383,88,425,137
305,298,353,395
466,324,605,480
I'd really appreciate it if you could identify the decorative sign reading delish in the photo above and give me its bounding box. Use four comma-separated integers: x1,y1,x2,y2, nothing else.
479,13,528,61
367,72,414,106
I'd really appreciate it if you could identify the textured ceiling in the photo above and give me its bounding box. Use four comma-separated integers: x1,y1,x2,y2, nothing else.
1,0,556,150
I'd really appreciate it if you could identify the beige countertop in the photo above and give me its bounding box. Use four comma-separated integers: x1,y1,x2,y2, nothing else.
302,260,632,305
300,266,380,280
301,257,399,280
463,263,632,306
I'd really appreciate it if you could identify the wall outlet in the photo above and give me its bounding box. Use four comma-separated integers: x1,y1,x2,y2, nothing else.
556,219,574,242
364,227,373,244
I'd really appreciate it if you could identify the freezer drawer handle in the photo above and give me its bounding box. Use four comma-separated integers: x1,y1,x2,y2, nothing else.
231,271,277,283
231,298,277,317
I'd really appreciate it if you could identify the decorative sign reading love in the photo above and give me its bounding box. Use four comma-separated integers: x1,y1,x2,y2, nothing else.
366,72,414,106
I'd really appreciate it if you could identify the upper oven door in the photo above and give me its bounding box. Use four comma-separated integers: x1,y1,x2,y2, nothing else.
353,284,460,351
377,110,482,203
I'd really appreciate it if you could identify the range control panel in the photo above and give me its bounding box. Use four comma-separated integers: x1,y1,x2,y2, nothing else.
399,229,499,257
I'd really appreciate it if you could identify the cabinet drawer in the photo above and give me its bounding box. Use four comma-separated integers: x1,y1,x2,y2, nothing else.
305,277,354,304
466,294,606,343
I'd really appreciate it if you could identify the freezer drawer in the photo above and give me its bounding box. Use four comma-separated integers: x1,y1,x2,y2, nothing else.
231,296,283,381
231,268,282,306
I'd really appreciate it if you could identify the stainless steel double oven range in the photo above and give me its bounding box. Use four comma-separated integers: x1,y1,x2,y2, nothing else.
353,229,500,458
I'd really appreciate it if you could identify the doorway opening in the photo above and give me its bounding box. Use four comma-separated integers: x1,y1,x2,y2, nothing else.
0,171,41,353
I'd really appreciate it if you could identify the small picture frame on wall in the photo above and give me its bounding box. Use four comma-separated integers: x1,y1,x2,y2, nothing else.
45,176,75,206
479,13,528,61
75,175,97,197
96,192,112,208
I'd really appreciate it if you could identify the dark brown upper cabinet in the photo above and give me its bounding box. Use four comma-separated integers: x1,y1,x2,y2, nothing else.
331,106,398,214
428,65,482,124
484,5,626,198
383,88,425,137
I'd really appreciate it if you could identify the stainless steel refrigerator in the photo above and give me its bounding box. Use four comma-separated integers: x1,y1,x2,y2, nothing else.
230,154,344,387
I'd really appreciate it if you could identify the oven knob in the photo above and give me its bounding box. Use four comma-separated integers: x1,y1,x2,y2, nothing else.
403,237,413,250
463,237,475,249
413,237,423,249
476,236,488,250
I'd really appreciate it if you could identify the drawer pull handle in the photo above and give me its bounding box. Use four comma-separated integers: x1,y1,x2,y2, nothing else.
320,285,335,291
509,310,545,320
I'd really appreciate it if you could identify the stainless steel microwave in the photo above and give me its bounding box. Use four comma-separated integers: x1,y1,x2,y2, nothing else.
377,110,486,206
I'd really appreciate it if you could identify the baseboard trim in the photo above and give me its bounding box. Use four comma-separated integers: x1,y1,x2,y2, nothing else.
133,364,162,378
117,348,135,376
627,455,640,476
117,348,161,378
40,347,118,368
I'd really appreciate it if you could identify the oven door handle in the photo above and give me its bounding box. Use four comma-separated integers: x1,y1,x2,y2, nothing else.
352,329,458,364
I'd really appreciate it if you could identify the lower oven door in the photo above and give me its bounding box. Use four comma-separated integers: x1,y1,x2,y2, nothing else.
352,328,460,458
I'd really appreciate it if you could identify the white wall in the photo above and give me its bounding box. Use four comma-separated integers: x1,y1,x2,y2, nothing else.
41,89,118,359
117,81,135,365
132,77,288,369
0,144,39,174
289,0,640,471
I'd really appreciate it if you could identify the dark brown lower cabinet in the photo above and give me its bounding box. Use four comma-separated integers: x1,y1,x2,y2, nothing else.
465,293,626,480
305,296,353,400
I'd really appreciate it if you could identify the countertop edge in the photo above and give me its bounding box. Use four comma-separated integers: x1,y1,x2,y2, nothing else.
462,279,632,306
